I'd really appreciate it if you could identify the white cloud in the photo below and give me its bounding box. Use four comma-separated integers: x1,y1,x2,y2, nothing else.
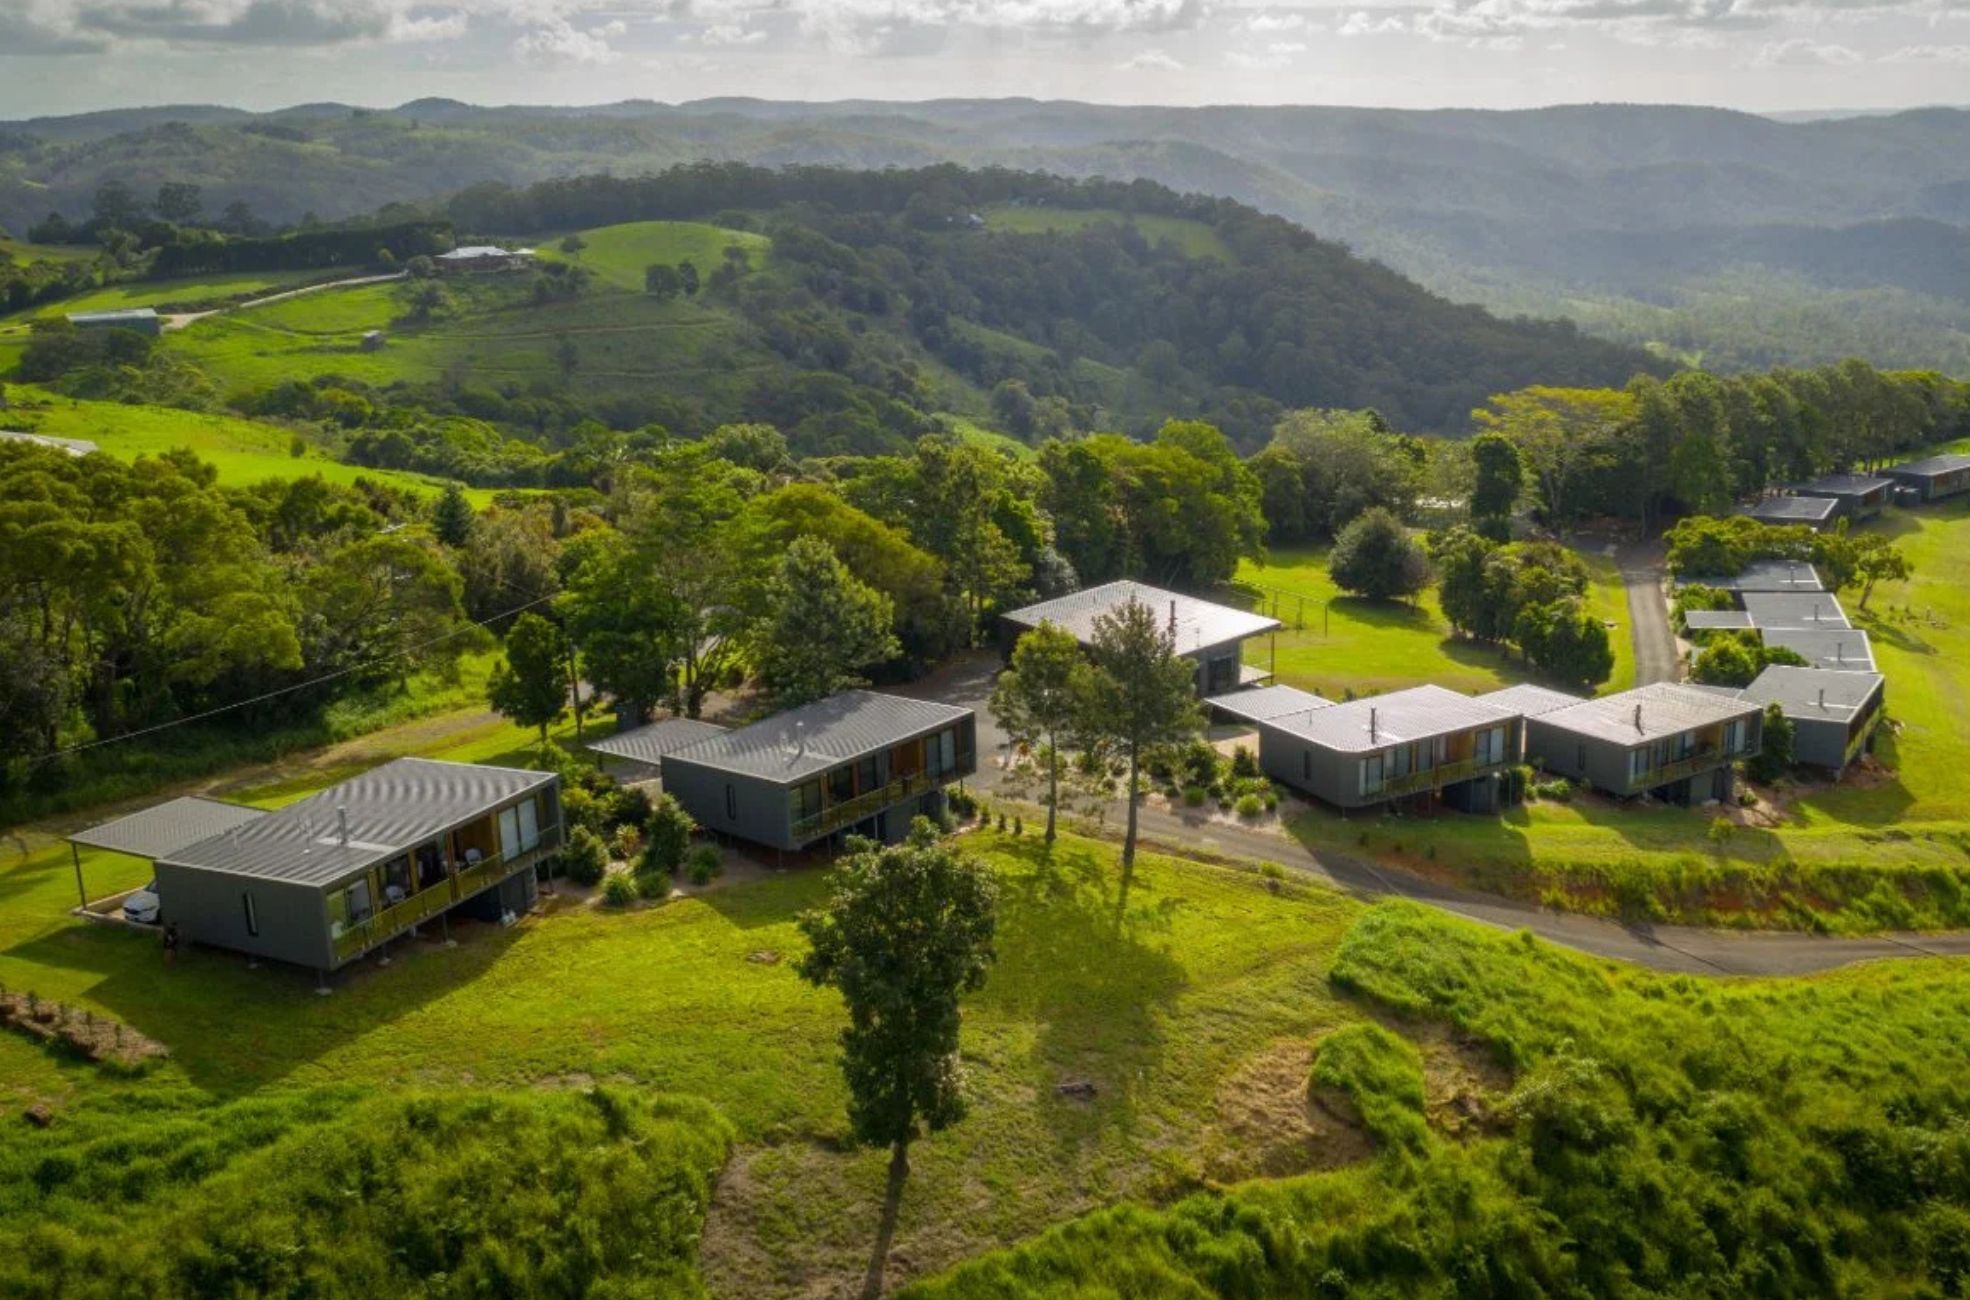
697,19,765,42
1242,9,1308,30
513,13,625,60
1879,40,1970,57
1751,33,1863,60
1120,45,1185,66
1339,10,1408,34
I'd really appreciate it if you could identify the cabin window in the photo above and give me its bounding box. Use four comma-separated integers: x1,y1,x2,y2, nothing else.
241,891,259,937
329,878,373,933
793,780,822,821
928,727,957,777
1473,726,1506,766
828,765,855,803
1629,747,1652,783
1360,753,1385,796
856,754,881,793
1388,745,1412,779
725,784,738,821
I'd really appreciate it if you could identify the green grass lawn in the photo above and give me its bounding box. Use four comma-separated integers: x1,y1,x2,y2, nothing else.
1268,504,1970,931
0,237,97,265
537,220,771,291
2,389,500,503
1230,543,1636,697
1,269,320,324
979,205,1232,261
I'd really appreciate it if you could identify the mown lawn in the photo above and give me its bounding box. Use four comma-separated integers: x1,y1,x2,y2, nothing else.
536,220,771,291
1274,504,1970,930
4,388,501,503
1,701,1369,1295
1,269,320,323
1231,543,1636,697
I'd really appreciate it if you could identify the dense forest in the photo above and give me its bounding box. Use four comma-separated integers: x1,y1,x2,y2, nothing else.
5,100,1970,372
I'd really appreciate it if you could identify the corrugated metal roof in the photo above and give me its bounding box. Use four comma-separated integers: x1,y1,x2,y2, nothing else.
662,691,972,784
1742,496,1840,523
1477,683,1584,718
586,718,728,767
1265,685,1518,753
1797,474,1894,497
1761,627,1876,672
1530,682,1759,746
1003,580,1280,654
1742,665,1885,722
1741,591,1850,630
1679,560,1824,594
68,796,268,861
1205,685,1332,725
1886,454,1970,479
1682,610,1755,630
159,758,555,886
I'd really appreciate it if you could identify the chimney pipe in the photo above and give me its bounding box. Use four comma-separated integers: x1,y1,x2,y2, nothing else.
1818,687,1827,709
1633,703,1643,732
794,720,806,757
1169,599,1177,632
1369,706,1378,740
336,805,350,846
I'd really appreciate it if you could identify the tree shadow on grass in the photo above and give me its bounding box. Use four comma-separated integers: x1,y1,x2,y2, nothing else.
2,916,524,1095
974,837,1188,1151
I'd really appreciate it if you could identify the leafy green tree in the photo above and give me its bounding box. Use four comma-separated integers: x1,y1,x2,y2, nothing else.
796,822,997,1179
153,181,203,225
298,533,463,688
642,794,696,875
431,482,474,548
752,536,900,708
1469,430,1523,524
677,259,700,295
644,263,683,300
487,613,568,742
1329,508,1431,601
1747,703,1795,782
1691,631,1806,687
559,233,587,258
556,532,680,722
1853,533,1912,610
703,422,788,473
989,622,1091,843
559,825,608,886
1473,386,1634,534
1080,596,1202,882
1515,599,1614,688
909,438,1031,640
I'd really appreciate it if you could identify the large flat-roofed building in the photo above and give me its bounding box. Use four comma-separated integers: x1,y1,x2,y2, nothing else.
659,691,975,852
1679,560,1824,595
1499,682,1763,805
1741,666,1886,775
1759,627,1876,674
68,759,561,974
1884,453,1970,502
1254,684,1522,813
1000,580,1281,697
1793,473,1895,521
66,306,161,336
1739,495,1842,531
1740,591,1849,631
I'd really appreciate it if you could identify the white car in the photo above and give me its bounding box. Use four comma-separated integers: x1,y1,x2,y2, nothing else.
123,883,161,925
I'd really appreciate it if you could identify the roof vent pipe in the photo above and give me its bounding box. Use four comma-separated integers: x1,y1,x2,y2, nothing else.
1169,599,1177,632
1369,706,1378,740
794,720,806,758
336,805,350,846
1634,703,1643,732
1819,687,1827,709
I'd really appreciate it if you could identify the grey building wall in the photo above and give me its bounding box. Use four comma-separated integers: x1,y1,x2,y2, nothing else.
151,863,331,969
1256,722,1519,811
1524,715,1761,800
1790,704,1881,772
663,759,798,851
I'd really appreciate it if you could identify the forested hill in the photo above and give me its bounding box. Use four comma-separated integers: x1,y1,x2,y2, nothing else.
418,164,1653,437
6,99,1970,372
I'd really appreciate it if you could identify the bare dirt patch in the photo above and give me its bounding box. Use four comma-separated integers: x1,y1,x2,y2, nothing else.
1198,1038,1374,1182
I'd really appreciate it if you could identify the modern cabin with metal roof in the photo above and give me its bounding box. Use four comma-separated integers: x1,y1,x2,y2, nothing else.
1499,682,1763,804
1759,626,1876,673
1792,473,1895,520
1883,453,1970,502
585,717,730,778
1739,591,1850,631
65,306,162,335
1679,560,1825,595
66,758,561,974
657,690,975,852
1741,666,1886,775
1738,494,1842,531
999,580,1281,696
1253,684,1523,813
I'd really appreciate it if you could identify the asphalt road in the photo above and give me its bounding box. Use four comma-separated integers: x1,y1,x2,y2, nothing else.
907,652,1970,978
1617,538,1681,685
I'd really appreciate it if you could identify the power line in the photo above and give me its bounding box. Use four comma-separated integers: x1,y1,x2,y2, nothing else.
32,593,560,765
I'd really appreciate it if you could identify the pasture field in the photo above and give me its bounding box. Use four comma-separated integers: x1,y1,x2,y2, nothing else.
0,237,97,265
535,219,772,290
1273,503,1970,931
2,390,500,503
0,268,320,322
979,205,1233,260
1231,544,1636,697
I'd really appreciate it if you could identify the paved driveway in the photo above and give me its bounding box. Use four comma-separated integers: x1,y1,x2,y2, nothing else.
1617,538,1680,685
901,649,1970,977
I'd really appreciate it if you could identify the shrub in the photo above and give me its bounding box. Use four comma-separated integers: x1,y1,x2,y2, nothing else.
1309,1023,1430,1152
609,784,654,830
636,869,672,901
601,871,639,907
1231,746,1260,779
946,787,978,819
684,844,722,886
1329,507,1431,600
643,795,696,874
560,826,608,887
1182,786,1209,807
1235,793,1265,819
609,824,642,862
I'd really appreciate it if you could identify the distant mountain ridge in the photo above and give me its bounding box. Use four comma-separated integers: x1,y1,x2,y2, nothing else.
4,98,1967,373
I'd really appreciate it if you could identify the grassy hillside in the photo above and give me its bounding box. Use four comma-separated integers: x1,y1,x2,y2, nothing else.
1,389,500,503
2,269,319,322
537,219,771,290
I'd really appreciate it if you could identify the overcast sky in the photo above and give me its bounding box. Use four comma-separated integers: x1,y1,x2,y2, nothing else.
2,0,1967,119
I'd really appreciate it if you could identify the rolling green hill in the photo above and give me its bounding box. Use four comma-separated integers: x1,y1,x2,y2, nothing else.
537,219,770,290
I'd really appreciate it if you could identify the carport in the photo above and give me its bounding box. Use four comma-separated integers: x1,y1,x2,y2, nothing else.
584,717,728,780
65,796,267,912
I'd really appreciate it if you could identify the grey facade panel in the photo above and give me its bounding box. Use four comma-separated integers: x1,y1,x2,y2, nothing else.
662,758,797,850
1258,712,1522,811
152,863,331,969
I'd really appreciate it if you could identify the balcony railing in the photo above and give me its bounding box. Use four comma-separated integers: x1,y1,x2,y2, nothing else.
1370,753,1510,801
1632,746,1747,791
791,757,973,842
329,831,558,965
